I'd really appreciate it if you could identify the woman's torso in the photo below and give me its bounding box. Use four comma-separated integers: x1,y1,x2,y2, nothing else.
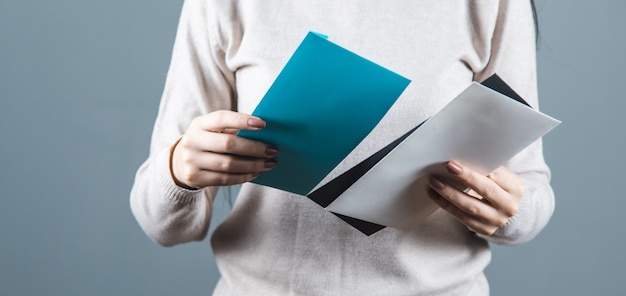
210,1,499,295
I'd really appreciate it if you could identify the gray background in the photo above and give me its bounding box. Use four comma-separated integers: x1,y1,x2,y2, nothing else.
0,0,623,295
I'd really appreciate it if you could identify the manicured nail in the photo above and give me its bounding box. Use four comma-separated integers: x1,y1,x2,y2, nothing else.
429,177,446,190
264,160,277,169
447,161,463,175
247,118,266,129
265,145,280,157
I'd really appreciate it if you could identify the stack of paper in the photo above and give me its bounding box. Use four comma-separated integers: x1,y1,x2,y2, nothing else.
239,32,561,235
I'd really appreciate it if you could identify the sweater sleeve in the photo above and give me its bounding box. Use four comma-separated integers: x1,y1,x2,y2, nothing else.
473,0,555,245
130,0,236,246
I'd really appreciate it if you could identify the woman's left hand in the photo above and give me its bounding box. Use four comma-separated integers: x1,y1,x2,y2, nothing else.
427,160,524,236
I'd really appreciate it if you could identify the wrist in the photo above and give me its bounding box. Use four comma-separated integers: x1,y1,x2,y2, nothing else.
168,137,199,190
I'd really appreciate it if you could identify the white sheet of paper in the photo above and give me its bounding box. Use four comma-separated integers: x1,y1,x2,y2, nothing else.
324,82,561,230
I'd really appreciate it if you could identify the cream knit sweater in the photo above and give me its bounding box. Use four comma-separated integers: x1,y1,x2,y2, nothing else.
131,0,554,295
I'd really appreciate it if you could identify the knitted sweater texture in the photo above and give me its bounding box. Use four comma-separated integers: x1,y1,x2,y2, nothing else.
131,1,554,295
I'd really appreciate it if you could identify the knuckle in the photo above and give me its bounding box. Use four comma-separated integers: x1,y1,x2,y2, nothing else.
202,111,224,130
179,137,193,149
218,158,234,171
192,115,210,131
467,205,481,216
181,167,198,184
189,117,201,128
463,169,475,184
212,110,228,122
483,185,498,199
218,174,230,186
504,203,519,217
497,216,510,227
220,136,237,152
181,151,195,165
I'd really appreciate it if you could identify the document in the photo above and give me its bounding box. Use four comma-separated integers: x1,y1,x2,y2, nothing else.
238,32,411,195
314,75,561,234
240,32,561,235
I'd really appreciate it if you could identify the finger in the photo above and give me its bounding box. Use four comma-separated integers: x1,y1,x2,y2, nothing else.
487,167,525,197
195,110,266,133
174,144,275,188
184,130,279,159
446,160,508,205
428,189,500,235
428,177,502,225
446,161,522,219
189,152,277,174
220,127,243,135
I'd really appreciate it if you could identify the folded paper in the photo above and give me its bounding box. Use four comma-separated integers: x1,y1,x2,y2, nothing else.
239,31,560,236
238,32,411,195
316,75,561,234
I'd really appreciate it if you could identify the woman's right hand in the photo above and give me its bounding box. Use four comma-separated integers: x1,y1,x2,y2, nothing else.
171,110,279,189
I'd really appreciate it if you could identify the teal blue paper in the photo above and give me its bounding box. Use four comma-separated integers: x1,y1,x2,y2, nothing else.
238,32,410,195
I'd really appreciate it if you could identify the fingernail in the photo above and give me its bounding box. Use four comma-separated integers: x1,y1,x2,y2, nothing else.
447,161,463,175
429,177,446,190
264,160,277,169
247,118,266,129
265,145,280,157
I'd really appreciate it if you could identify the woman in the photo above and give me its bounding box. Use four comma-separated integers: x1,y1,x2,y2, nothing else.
131,0,554,294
